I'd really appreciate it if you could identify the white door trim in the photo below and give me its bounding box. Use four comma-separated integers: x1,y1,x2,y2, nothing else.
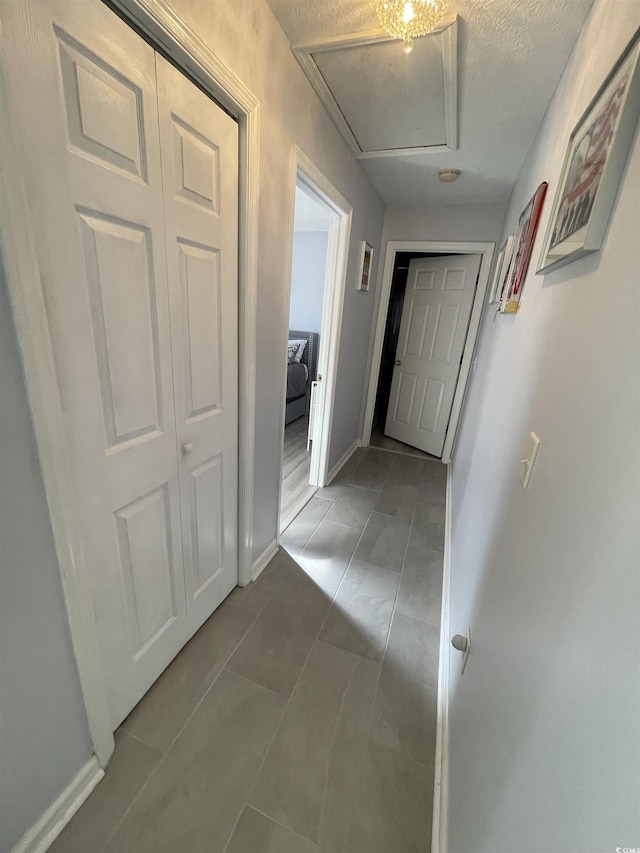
0,0,260,770
362,240,494,463
276,147,352,534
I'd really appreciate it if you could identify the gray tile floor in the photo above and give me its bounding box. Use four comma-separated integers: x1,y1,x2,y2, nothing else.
50,447,446,853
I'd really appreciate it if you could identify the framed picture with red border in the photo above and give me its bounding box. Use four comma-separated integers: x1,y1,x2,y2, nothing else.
537,27,640,274
499,182,548,314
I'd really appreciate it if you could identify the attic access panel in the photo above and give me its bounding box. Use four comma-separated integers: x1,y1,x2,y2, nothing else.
292,17,457,159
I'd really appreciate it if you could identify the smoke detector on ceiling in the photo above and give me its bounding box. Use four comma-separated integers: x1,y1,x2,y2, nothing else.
438,168,461,183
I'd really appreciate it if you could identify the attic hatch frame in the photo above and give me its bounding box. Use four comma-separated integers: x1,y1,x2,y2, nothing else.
292,16,458,160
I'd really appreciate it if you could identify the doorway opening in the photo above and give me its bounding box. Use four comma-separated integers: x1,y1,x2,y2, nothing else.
363,241,495,463
278,155,352,533
280,186,333,526
370,251,438,460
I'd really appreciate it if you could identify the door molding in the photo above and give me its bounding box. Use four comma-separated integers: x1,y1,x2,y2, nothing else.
276,147,353,533
362,240,494,463
0,0,260,769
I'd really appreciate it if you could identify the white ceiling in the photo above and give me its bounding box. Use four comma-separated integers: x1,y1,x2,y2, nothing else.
267,0,595,206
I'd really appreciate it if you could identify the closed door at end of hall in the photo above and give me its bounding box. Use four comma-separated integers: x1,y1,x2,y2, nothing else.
385,254,481,457
2,0,239,727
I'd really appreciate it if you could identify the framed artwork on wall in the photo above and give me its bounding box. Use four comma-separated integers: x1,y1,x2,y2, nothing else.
499,182,548,314
538,27,640,275
489,235,514,303
357,241,374,291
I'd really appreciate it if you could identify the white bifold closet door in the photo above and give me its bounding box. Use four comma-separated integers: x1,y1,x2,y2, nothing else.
1,0,239,727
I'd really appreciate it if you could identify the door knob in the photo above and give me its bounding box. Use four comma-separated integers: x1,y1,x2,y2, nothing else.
182,441,194,454
451,634,468,652
394,359,401,366
451,628,472,675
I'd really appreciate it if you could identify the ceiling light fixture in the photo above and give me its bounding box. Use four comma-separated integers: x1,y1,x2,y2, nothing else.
438,168,461,182
376,0,448,54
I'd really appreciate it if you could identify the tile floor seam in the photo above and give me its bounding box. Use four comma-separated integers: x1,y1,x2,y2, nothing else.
233,805,322,852
280,483,318,525
242,504,380,844
321,450,408,609
364,488,418,750
116,726,164,757
100,607,260,848
237,575,338,848
219,666,288,700
372,446,429,461
393,605,442,631
284,498,334,554
369,507,415,522
319,517,369,532
415,498,446,511
314,641,358,848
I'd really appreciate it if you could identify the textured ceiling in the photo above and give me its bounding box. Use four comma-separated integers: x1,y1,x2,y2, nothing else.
267,0,595,205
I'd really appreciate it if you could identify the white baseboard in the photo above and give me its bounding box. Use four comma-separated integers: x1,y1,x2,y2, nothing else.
432,462,452,853
250,537,278,583
326,439,362,485
12,756,103,853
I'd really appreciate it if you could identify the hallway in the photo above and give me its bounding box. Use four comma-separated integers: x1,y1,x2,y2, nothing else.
50,447,446,852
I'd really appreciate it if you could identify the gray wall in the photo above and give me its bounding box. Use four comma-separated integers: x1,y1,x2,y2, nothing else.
289,230,328,334
447,1,640,849
166,0,385,558
0,261,92,851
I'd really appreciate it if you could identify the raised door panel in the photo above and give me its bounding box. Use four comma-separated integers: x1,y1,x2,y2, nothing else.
428,302,461,364
418,378,446,436
115,485,178,659
177,240,222,421
402,300,430,359
173,117,220,211
78,211,162,449
188,455,225,602
56,27,147,180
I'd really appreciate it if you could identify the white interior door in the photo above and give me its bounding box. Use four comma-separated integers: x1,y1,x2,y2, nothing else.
2,0,238,726
156,56,239,637
385,254,481,457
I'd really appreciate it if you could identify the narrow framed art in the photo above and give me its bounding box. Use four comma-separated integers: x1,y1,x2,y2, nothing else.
357,241,374,291
500,182,548,314
538,27,640,274
489,235,514,303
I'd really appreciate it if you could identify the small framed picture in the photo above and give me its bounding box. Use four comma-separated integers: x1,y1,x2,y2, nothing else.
489,235,514,303
499,182,548,314
357,241,374,291
538,28,640,274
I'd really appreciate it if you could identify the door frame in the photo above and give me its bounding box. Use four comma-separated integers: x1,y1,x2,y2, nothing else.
0,0,260,767
277,147,353,532
362,240,495,463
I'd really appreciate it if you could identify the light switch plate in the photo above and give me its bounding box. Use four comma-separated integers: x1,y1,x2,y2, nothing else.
520,432,541,490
